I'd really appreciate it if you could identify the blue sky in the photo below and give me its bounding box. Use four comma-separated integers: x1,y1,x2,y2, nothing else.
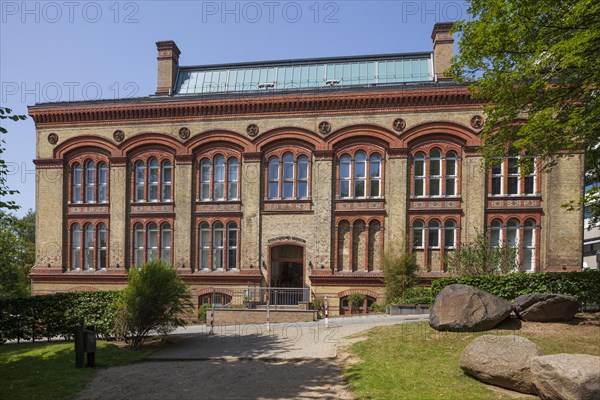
1,0,468,216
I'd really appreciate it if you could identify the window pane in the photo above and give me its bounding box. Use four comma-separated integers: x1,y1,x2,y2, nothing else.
268,182,278,198
228,159,239,200
414,179,424,196
413,221,424,247
369,155,381,178
135,162,145,201
508,177,519,195
507,158,518,174
340,156,350,178
84,224,94,270
134,224,144,267
428,221,440,247
71,224,81,270
492,177,502,195
213,223,224,269
200,224,210,269
85,161,95,203
430,159,440,176
446,178,456,196
370,179,380,197
162,161,172,201
148,159,159,202
72,164,82,203
200,160,210,200
446,158,456,176
340,181,350,198
148,223,158,262
98,224,107,270
524,176,534,194
444,222,455,248
298,182,308,198
430,178,440,196
354,152,366,178
354,180,365,197
283,182,293,199
298,157,309,180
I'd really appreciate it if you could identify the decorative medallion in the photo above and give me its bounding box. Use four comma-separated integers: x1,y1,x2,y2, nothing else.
246,124,259,137
470,115,484,129
318,121,331,135
178,127,191,140
47,133,59,144
393,118,406,132
113,129,125,142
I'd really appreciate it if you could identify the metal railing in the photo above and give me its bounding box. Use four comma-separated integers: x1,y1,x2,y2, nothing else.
204,286,310,309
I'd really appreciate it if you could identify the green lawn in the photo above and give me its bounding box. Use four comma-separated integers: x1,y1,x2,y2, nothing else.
0,341,152,400
343,320,600,400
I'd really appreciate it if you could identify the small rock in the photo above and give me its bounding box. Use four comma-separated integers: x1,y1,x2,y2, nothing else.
514,294,580,322
460,335,543,394
531,354,600,400
429,284,513,332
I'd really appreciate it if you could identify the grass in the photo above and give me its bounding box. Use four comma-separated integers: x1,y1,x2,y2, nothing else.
343,318,600,400
0,340,153,400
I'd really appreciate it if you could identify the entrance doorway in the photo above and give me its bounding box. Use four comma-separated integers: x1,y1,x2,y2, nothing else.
270,245,304,288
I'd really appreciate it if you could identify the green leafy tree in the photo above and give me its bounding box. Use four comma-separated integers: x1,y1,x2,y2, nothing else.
114,261,192,350
0,107,27,211
383,252,419,304
450,0,600,227
0,210,35,298
445,233,518,276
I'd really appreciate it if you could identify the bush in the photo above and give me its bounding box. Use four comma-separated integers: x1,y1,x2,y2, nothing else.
0,291,119,343
114,261,192,350
445,234,517,276
431,270,600,307
348,292,366,308
392,287,433,305
312,297,324,318
198,303,212,323
383,252,419,303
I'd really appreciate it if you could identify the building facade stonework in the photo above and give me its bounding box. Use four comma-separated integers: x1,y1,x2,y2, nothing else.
28,24,583,315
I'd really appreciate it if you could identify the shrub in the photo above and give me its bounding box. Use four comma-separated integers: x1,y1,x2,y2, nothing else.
383,252,418,303
312,297,324,318
114,261,193,350
431,270,600,307
348,292,366,309
393,287,433,305
445,234,517,276
198,303,212,323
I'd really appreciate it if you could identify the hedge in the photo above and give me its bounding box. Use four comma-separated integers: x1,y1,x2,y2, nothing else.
431,270,600,308
0,291,120,343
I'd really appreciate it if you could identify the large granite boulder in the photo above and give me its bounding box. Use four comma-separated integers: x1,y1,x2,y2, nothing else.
460,335,543,394
514,294,580,322
429,284,513,331
531,354,600,400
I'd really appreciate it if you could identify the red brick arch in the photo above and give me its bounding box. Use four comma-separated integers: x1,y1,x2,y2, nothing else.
400,121,482,148
327,124,400,150
54,135,117,158
337,289,380,299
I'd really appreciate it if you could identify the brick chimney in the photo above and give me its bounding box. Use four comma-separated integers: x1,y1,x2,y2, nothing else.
431,22,454,81
156,40,181,95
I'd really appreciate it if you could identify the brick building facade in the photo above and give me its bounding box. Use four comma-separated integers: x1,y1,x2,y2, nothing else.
28,23,583,315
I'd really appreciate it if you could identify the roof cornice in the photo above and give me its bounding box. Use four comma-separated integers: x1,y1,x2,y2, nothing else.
28,86,481,128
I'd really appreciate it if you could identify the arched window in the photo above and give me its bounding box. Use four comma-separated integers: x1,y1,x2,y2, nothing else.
412,220,424,248
228,159,239,200
412,148,460,197
98,163,108,203
490,156,537,196
72,163,82,203
522,219,536,272
428,220,440,248
161,223,171,263
97,223,107,270
444,220,456,248
71,224,81,270
267,153,311,200
213,156,225,200
199,222,210,270
429,149,441,196
338,151,383,199
133,157,173,203
84,161,95,203
84,223,94,270
134,223,144,267
147,222,159,261
162,161,172,201
213,222,224,269
198,159,210,201
490,219,502,247
227,222,238,270
506,219,519,247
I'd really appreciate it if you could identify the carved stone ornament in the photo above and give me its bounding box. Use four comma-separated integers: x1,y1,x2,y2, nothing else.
318,121,331,135
393,118,406,132
113,129,125,142
47,133,59,144
246,124,259,137
471,115,484,129
178,127,191,140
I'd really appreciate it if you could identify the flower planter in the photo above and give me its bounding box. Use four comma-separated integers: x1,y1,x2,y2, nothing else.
386,304,430,315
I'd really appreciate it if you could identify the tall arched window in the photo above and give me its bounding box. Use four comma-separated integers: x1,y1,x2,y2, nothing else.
266,153,311,200
338,151,383,199
72,164,82,203
490,156,537,196
198,221,240,271
71,224,81,270
161,223,171,263
132,222,172,266
135,161,145,202
147,222,159,261
428,220,440,248
198,155,240,201
228,159,239,200
134,223,145,267
412,148,460,197
444,220,456,248
161,161,172,201
522,219,536,272
412,220,424,248
506,219,519,247
213,156,225,200
227,222,238,270
97,223,107,270
199,222,210,270
84,223,94,270
200,159,211,201
213,222,224,269
98,163,108,203
85,161,95,203
148,158,159,201
490,219,502,247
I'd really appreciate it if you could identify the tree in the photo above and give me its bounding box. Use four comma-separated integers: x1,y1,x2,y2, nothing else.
0,210,35,298
444,233,517,276
0,107,27,211
450,0,600,227
114,261,192,350
382,252,419,304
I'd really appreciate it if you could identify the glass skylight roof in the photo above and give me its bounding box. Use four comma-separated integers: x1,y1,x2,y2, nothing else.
175,54,433,95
